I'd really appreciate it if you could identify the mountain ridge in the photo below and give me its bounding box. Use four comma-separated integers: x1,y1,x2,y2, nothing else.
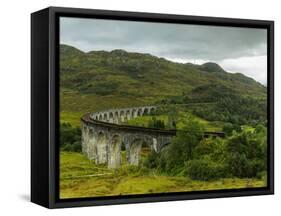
59,44,253,77
59,44,266,112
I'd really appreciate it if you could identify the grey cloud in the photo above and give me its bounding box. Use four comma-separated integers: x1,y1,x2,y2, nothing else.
60,17,267,61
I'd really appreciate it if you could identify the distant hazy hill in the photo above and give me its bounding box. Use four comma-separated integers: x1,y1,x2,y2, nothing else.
60,44,266,113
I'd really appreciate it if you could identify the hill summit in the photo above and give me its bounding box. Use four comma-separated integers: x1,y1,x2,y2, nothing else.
201,62,226,73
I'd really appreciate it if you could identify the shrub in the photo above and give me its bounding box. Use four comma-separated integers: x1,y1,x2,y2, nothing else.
79,82,119,95
62,143,73,152
71,141,82,152
225,127,267,178
143,150,160,169
192,137,226,163
226,153,249,178
223,123,241,136
185,159,226,180
60,123,82,152
148,116,165,129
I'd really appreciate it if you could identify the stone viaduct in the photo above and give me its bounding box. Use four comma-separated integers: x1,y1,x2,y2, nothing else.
90,106,157,124
81,105,224,169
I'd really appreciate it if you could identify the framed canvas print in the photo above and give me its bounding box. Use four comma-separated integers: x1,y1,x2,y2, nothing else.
31,6,274,208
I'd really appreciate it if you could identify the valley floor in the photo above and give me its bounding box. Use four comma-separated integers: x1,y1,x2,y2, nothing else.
59,151,267,199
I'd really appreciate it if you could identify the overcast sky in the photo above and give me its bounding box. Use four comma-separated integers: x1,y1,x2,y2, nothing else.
60,17,267,85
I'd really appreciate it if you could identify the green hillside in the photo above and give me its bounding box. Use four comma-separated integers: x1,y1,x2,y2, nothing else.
59,44,268,198
60,44,266,114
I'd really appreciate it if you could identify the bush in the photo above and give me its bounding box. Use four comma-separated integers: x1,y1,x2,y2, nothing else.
60,123,82,152
62,143,73,152
225,127,267,178
143,150,160,169
223,123,241,136
226,153,249,178
71,141,82,152
185,159,226,180
148,116,165,129
192,137,226,163
79,82,119,95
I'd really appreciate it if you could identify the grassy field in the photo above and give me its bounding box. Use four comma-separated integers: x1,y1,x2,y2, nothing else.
127,111,224,132
60,87,163,114
60,111,84,127
60,151,267,199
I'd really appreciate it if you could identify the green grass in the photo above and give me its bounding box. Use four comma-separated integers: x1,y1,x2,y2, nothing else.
241,125,256,132
60,111,84,127
60,151,266,199
126,115,168,128
178,111,224,132
60,87,162,113
126,111,224,132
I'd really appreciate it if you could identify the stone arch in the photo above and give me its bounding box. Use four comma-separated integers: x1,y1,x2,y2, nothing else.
87,128,97,160
150,107,156,115
81,126,88,155
103,113,108,122
108,134,122,168
128,138,143,166
137,109,142,116
152,137,158,152
82,124,87,132
114,111,119,123
120,140,128,165
159,141,171,151
143,107,149,115
98,114,102,121
125,110,131,121
96,132,107,164
120,110,125,122
109,112,114,123
132,109,137,118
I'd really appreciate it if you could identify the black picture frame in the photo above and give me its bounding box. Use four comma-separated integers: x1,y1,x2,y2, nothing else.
31,6,274,208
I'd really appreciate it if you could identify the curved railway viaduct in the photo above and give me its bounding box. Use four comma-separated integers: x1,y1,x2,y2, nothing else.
81,106,224,169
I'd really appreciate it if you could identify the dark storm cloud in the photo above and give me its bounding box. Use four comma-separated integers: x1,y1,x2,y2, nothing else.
60,17,267,84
